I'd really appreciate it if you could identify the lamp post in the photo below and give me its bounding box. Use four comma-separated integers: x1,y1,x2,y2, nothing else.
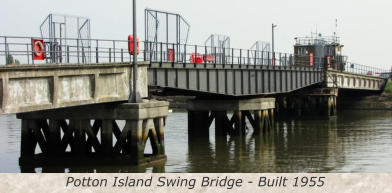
272,23,277,65
129,0,141,103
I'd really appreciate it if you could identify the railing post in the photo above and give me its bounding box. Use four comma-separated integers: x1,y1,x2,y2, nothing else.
279,53,282,66
204,45,207,65
113,40,116,63
214,47,216,64
172,43,176,63
150,42,153,62
284,53,287,66
247,49,250,65
66,46,70,64
254,50,257,65
109,48,111,63
239,49,242,65
231,48,234,65
59,43,63,64
121,48,124,63
267,52,270,66
4,37,7,64
82,47,85,64
44,41,48,64
26,44,30,65
77,40,80,64
143,41,147,61
184,44,187,64
194,45,197,64
95,47,99,63
160,42,163,63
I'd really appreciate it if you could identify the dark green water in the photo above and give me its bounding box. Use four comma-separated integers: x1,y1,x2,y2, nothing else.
0,110,391,173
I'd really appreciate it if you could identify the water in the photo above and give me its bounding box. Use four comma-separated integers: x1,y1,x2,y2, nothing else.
0,110,391,173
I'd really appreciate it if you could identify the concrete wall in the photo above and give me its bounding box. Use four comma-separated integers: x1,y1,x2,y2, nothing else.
327,69,387,91
0,62,148,114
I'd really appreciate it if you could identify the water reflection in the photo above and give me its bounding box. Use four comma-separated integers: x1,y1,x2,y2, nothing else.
20,163,166,173
0,110,392,173
186,117,346,172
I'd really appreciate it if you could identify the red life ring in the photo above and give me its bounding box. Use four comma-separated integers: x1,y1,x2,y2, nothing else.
33,40,44,57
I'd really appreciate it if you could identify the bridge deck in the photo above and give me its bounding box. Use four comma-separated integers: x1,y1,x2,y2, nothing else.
148,62,324,97
326,69,386,91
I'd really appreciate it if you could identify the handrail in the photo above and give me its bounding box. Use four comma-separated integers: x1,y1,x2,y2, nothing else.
0,35,389,78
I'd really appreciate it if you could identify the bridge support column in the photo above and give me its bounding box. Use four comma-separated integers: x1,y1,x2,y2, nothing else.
186,98,275,136
280,88,338,118
306,88,338,117
17,100,169,167
321,95,337,117
188,111,211,137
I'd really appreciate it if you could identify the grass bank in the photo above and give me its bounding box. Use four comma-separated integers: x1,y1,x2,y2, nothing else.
384,80,392,94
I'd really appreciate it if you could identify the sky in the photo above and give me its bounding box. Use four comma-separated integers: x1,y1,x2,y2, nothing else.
1,0,391,69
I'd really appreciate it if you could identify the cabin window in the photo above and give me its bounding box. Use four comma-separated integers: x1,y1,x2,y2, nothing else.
325,47,334,56
297,47,309,56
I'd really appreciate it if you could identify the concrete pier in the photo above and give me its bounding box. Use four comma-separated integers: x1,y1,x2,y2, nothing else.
17,100,169,167
186,98,275,136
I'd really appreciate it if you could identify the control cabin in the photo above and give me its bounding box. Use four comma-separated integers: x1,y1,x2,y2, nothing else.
294,34,346,70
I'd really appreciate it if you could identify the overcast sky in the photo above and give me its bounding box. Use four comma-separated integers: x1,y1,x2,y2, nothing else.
1,0,391,69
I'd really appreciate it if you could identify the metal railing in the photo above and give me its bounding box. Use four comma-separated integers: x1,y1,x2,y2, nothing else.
344,62,390,77
0,36,389,78
0,36,298,67
0,36,146,65
144,41,295,67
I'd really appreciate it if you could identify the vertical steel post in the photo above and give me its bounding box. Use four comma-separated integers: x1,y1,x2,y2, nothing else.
279,53,281,66
231,48,234,65
67,46,70,63
95,46,98,63
214,47,216,64
77,40,80,64
185,44,187,64
272,24,277,65
82,47,85,64
121,48,124,63
95,40,98,63
247,49,250,64
176,15,179,63
178,14,181,62
4,37,7,64
254,50,257,65
239,49,242,65
160,42,163,63
130,0,141,102
267,52,270,66
109,48,111,63
31,39,34,65
166,13,169,45
26,44,30,64
173,43,176,63
145,10,147,45
195,45,197,64
113,40,116,62
204,45,207,65
143,41,146,61
285,53,287,66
